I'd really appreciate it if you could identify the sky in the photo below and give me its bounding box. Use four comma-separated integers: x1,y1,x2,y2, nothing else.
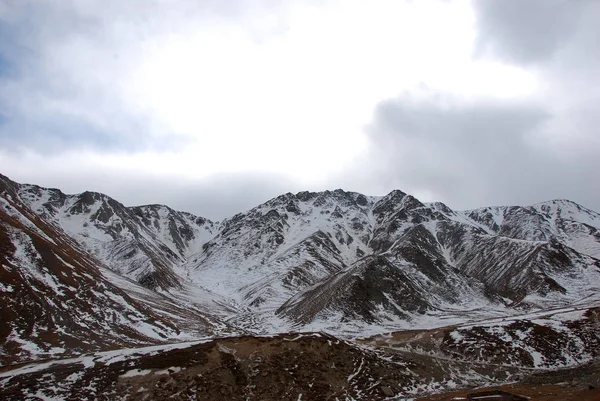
0,0,598,220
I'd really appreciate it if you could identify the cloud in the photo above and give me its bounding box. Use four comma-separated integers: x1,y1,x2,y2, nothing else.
0,0,209,153
360,93,600,211
0,148,293,219
339,0,600,212
472,0,587,64
0,0,598,216
104,172,295,221
0,0,370,166
0,0,285,153
152,174,295,220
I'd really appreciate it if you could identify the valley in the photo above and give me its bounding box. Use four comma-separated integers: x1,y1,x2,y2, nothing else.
1,172,599,399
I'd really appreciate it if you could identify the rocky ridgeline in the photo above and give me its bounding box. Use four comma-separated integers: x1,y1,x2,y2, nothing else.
1,172,600,361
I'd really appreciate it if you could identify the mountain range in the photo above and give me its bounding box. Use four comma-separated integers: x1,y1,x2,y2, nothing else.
1,172,600,366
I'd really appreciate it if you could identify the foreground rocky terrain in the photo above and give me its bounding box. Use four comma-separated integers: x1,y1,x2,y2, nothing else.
417,370,600,401
1,173,600,399
1,305,598,400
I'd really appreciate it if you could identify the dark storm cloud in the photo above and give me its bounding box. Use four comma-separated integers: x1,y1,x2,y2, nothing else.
472,0,587,64
365,95,600,211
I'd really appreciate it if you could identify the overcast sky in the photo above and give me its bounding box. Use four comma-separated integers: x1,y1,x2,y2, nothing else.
0,0,598,219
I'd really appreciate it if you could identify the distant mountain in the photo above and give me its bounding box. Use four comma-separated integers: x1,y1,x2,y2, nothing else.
1,172,600,364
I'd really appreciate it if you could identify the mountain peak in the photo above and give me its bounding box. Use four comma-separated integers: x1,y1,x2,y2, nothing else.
534,198,588,211
2,171,600,363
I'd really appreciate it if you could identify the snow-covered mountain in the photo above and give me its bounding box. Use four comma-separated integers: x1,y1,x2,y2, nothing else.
0,175,220,365
200,189,600,332
15,180,217,290
2,173,600,359
465,200,600,258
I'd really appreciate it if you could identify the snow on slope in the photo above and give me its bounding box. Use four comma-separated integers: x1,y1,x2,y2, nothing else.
185,190,380,307
3,307,599,400
3,172,600,338
16,182,219,290
0,176,218,365
272,194,600,332
130,204,218,259
443,305,600,369
463,199,600,258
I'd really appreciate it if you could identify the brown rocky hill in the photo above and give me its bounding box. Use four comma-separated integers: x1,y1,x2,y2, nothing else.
0,175,214,365
1,306,599,400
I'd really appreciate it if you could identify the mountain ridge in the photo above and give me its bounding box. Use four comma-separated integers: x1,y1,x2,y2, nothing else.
5,173,597,229
2,172,600,364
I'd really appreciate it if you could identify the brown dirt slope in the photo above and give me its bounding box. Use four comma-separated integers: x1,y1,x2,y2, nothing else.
0,333,422,400
0,179,211,365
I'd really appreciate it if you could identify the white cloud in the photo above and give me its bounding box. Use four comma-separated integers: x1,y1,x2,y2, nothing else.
1,1,536,170
0,0,597,216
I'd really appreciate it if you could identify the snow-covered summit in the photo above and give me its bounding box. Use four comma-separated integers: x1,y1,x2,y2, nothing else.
2,172,600,337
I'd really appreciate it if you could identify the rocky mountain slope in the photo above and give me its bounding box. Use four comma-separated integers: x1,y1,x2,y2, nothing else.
186,188,600,333
2,172,600,354
0,175,219,365
14,178,217,290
